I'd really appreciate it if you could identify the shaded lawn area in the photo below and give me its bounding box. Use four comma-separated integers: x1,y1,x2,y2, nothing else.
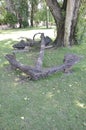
0,39,86,130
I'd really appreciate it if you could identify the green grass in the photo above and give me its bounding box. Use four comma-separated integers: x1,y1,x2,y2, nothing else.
0,38,86,130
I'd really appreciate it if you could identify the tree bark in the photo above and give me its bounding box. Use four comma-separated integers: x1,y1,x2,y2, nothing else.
45,0,66,46
64,0,81,46
69,0,81,45
18,14,22,28
45,0,63,23
54,21,65,46
64,0,76,46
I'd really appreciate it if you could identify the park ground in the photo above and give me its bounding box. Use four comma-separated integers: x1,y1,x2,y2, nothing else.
0,28,55,40
0,28,86,130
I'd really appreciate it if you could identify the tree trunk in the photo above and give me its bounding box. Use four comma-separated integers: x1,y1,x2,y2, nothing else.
18,13,22,28
46,6,49,29
69,0,81,45
54,21,65,46
64,0,81,46
64,0,76,46
45,0,81,47
30,3,34,27
19,19,22,28
45,0,66,46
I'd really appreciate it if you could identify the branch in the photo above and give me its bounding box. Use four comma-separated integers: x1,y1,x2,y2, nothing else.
45,0,63,23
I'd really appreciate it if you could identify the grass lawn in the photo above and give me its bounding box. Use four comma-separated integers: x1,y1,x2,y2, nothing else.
0,35,86,130
0,26,54,34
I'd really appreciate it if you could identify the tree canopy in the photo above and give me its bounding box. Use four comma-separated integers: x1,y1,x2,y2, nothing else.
0,0,85,46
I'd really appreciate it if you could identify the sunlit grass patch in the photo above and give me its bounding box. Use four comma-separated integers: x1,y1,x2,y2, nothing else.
0,27,53,34
0,27,36,34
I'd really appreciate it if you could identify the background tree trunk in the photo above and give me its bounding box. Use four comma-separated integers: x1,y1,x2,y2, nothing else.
30,2,34,27
18,14,22,28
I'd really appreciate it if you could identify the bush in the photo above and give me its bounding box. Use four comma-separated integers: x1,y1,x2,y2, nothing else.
76,1,86,44
0,15,5,25
0,19,3,25
22,20,29,28
4,12,18,27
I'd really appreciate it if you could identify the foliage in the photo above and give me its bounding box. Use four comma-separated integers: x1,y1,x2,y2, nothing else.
0,0,55,28
34,1,54,27
22,20,29,28
16,0,28,19
4,12,17,26
12,0,29,27
76,0,86,44
34,8,47,22
0,0,29,27
34,7,54,24
0,0,6,24
0,17,4,24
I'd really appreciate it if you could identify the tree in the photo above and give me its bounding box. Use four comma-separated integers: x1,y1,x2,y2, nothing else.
45,0,81,47
4,0,29,28
34,1,54,28
16,0,29,28
4,12,17,27
29,0,38,27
